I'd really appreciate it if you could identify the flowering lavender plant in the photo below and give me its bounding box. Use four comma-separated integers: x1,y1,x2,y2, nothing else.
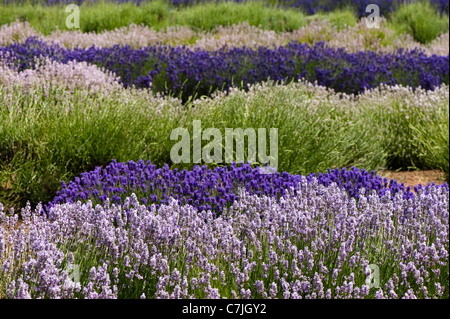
1,37,448,101
47,160,449,215
2,19,449,56
1,177,448,299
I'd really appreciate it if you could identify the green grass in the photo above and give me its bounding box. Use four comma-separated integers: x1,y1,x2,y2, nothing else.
1,0,447,45
0,0,310,34
306,7,358,31
379,89,449,174
179,81,387,175
168,1,309,32
411,102,450,181
388,0,449,44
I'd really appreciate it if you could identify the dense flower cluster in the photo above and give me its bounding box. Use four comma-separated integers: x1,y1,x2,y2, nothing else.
48,160,449,215
2,20,448,56
0,57,122,95
1,179,448,299
1,37,448,100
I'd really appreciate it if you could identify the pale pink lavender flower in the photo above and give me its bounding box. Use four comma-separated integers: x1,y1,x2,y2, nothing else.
0,56,122,96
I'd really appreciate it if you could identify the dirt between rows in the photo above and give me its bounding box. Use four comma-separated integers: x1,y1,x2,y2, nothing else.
378,169,447,188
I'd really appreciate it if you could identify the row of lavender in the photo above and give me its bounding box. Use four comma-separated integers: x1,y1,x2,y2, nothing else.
3,0,449,16
1,176,448,299
48,160,449,215
1,37,448,100
2,20,448,55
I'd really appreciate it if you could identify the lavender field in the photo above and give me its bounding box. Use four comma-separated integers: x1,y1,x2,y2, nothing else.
0,0,449,300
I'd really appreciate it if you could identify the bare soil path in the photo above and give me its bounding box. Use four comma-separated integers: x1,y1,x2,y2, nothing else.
378,169,447,188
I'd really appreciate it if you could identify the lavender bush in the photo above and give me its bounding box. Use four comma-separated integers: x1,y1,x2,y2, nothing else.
0,57,122,95
48,160,449,215
1,178,448,299
1,37,448,101
2,20,448,56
